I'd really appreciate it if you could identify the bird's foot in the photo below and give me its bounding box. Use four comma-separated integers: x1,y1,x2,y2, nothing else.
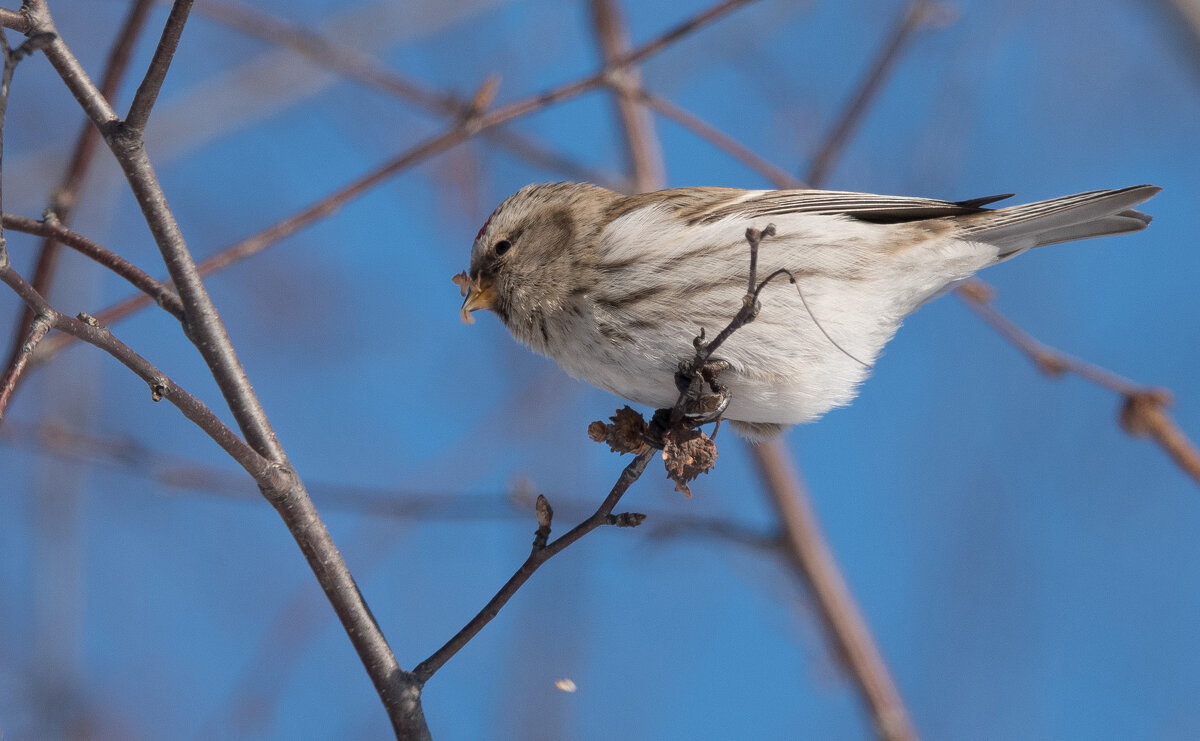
673,357,731,424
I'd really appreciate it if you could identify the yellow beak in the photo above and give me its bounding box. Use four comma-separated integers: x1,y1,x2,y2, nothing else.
452,271,496,324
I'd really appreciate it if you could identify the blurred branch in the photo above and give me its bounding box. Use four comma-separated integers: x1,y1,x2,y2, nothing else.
958,281,1200,486
2,0,154,406
1161,0,1200,47
805,0,947,187
412,448,654,682
750,440,919,741
618,0,759,67
590,0,666,192
647,513,780,553
634,86,802,188
194,0,624,189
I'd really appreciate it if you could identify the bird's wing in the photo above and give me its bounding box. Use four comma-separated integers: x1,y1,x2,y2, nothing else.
681,189,1016,225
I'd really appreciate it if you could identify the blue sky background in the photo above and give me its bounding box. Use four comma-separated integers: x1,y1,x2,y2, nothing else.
1,0,1198,739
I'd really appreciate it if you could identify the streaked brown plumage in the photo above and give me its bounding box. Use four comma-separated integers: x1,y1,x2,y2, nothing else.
457,182,1159,438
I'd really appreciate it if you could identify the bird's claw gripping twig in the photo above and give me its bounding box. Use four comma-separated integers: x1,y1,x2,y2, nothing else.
654,223,778,437
673,357,731,423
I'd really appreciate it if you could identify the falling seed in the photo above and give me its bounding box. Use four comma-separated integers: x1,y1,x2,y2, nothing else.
554,678,577,693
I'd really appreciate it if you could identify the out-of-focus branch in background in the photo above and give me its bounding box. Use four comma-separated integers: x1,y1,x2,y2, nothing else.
805,0,948,187
959,281,1200,485
590,0,666,192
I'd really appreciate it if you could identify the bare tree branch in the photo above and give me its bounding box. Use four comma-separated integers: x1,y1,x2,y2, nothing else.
0,13,53,420
26,0,277,455
472,0,763,131
750,440,919,741
19,3,429,735
590,0,666,192
412,446,655,682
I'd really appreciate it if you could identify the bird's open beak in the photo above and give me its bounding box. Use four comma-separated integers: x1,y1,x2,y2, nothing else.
452,271,496,324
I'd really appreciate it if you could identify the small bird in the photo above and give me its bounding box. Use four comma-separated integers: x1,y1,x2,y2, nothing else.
456,182,1159,439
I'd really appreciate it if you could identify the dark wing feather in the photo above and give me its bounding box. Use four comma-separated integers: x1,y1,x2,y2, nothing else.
684,189,1016,225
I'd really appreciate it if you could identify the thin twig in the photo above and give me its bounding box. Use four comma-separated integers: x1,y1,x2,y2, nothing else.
590,0,666,192
694,226,778,360
958,281,1200,486
806,0,940,187
750,441,919,741
412,447,654,682
2,0,154,399
620,0,758,68
2,213,184,320
125,0,193,133
416,218,796,682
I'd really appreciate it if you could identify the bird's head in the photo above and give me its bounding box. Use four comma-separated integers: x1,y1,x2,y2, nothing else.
454,182,617,342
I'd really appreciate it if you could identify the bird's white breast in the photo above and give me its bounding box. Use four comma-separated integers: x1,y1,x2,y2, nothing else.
550,205,998,424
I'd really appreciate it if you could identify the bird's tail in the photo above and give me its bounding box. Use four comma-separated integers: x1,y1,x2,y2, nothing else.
958,185,1160,259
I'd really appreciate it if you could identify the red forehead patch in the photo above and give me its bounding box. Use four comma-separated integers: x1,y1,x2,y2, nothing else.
475,210,496,242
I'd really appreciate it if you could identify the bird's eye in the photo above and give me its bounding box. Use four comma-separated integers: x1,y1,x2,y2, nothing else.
494,239,512,256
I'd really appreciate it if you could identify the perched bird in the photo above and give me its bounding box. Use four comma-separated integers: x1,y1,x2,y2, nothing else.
455,182,1159,439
